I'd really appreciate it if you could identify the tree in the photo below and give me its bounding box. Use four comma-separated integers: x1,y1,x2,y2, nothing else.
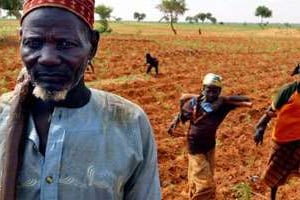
133,12,146,22
157,0,188,35
196,13,207,23
95,4,113,20
114,17,122,22
205,12,212,19
209,17,217,24
158,15,170,22
185,16,194,23
111,16,122,21
255,5,272,25
193,15,199,23
95,4,113,33
0,0,23,19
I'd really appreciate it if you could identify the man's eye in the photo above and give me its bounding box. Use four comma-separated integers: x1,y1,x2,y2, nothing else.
24,39,43,49
57,41,76,49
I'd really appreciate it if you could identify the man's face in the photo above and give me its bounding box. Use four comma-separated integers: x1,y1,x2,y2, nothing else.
20,8,92,101
202,85,221,102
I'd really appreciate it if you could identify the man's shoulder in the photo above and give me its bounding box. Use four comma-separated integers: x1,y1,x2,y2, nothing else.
278,82,298,93
273,81,298,101
89,89,153,140
180,93,199,107
90,88,145,117
272,82,299,110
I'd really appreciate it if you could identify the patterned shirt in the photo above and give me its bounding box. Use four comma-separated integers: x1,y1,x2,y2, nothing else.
0,89,161,200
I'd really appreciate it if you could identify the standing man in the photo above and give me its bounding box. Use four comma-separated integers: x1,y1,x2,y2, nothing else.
254,64,300,200
0,1,161,200
168,73,252,200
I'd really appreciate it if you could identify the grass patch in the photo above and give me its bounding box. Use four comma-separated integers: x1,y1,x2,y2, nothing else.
232,182,252,200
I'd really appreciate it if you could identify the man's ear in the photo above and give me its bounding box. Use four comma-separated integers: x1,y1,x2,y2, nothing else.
90,30,100,58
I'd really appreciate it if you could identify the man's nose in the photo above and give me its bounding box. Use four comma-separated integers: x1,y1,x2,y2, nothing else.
38,44,61,66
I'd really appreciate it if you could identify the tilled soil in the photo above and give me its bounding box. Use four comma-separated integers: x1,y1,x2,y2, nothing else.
1,29,300,199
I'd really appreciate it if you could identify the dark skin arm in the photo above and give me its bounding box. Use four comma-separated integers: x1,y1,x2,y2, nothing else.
224,95,253,107
167,113,181,135
167,94,196,135
225,95,251,102
254,106,276,145
167,94,253,135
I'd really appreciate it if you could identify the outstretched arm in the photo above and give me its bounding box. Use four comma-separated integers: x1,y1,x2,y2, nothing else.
254,106,276,145
224,95,253,107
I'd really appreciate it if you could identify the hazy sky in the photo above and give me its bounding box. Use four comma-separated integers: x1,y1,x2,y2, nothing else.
95,0,300,23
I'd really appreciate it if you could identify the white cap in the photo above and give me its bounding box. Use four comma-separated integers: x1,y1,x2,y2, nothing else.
202,73,222,87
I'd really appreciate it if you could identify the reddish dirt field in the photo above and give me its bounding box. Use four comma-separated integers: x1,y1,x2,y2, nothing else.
1,28,300,199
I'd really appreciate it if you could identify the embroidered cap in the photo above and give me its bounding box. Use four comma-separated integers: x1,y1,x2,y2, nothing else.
21,0,95,29
202,73,222,88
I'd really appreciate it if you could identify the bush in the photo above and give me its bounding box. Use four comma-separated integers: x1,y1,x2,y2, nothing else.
94,20,112,34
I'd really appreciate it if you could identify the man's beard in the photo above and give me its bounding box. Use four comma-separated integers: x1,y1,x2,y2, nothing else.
30,63,86,102
32,85,68,102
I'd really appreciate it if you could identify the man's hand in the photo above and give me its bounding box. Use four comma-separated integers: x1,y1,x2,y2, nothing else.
266,109,277,118
254,127,265,145
167,123,176,136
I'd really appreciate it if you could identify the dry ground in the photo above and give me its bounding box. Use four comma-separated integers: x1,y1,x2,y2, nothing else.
1,25,300,199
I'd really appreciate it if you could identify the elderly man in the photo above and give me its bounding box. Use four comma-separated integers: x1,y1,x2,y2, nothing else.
168,73,252,200
0,1,161,199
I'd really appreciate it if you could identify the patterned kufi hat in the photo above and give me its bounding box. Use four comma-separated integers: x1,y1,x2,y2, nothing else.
202,73,222,88
21,0,95,29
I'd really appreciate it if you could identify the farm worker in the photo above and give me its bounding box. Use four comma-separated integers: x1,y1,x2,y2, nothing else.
168,73,252,200
254,63,300,200
0,0,161,199
145,53,159,75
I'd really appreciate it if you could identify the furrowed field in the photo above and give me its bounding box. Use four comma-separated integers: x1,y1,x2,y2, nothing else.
1,20,300,199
